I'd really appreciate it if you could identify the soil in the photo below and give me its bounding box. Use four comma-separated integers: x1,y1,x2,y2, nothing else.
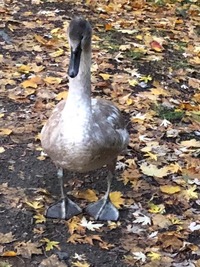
0,0,200,267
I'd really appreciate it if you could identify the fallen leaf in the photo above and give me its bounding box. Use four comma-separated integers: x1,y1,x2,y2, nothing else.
15,241,42,258
55,91,68,100
75,189,98,202
25,201,44,210
147,251,161,260
160,185,181,195
0,232,15,244
181,139,200,148
1,251,17,257
80,217,104,231
109,191,124,209
40,238,60,251
150,41,163,52
0,147,5,153
0,129,12,136
99,73,112,80
44,77,62,84
72,261,90,267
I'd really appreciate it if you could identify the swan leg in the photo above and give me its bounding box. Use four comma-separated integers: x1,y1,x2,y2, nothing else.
85,161,119,221
46,168,82,220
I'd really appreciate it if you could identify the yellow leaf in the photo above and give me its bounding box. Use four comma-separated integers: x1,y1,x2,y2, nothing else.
140,75,152,83
17,64,31,73
147,251,161,260
170,216,183,225
55,91,68,100
126,98,133,106
33,214,46,224
140,163,169,178
128,79,138,86
72,261,90,267
49,48,64,58
21,80,37,89
148,203,165,214
0,128,12,136
99,73,112,80
66,217,84,235
0,113,4,118
160,185,181,195
25,201,44,210
109,191,124,209
40,238,60,251
184,185,198,200
0,146,5,153
144,152,158,161
44,76,62,84
181,139,200,148
21,76,42,88
37,155,46,161
150,87,169,96
76,189,98,202
119,44,131,51
2,251,17,257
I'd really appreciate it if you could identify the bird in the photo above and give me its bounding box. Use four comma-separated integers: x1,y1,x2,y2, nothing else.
41,17,129,221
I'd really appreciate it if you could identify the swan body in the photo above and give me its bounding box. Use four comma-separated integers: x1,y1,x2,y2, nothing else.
41,17,129,221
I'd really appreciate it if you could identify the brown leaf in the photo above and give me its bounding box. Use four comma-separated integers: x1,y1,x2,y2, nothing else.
0,232,15,244
15,241,42,258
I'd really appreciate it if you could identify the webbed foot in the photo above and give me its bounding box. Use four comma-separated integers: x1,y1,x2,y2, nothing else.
46,198,82,220
85,197,119,221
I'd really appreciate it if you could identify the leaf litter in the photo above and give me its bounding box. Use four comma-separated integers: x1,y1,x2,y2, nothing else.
0,0,200,266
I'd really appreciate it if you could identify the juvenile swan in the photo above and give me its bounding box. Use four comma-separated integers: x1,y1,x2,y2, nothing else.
41,17,129,221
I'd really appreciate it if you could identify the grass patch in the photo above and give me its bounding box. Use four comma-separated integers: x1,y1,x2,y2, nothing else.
155,105,185,122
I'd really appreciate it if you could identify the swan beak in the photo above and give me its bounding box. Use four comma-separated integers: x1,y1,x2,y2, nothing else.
68,44,82,78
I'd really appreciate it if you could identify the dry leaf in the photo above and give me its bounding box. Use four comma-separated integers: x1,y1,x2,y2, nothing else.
109,191,124,209
0,128,12,136
44,77,62,84
160,185,181,195
75,189,98,202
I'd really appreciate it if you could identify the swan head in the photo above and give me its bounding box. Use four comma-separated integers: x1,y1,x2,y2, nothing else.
68,17,92,78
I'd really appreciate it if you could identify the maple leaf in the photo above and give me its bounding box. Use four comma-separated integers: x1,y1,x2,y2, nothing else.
148,203,165,214
33,214,46,224
43,76,62,84
128,79,138,87
147,251,161,260
160,119,171,127
109,191,124,208
80,217,104,231
25,201,44,210
0,232,15,244
75,189,98,202
67,234,84,244
15,241,42,258
67,217,85,235
132,252,146,262
183,185,198,200
140,163,169,178
132,211,151,225
188,222,200,232
73,253,86,261
139,75,152,83
40,238,60,251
